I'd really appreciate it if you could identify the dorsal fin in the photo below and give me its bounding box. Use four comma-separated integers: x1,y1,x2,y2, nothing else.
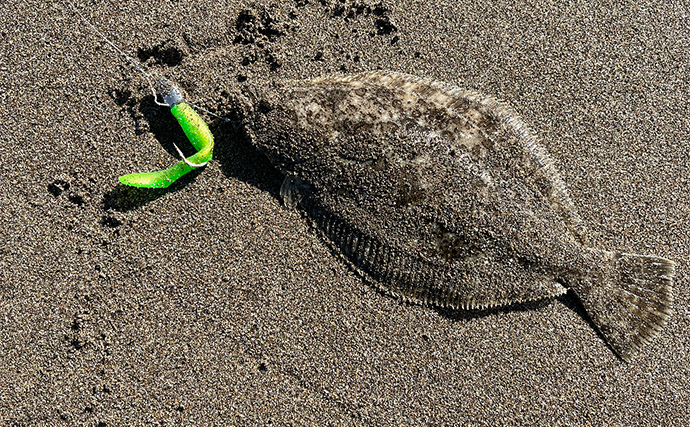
301,197,567,310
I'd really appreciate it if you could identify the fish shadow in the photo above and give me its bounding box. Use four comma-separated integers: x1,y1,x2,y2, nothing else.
555,290,614,357
430,286,604,337
212,117,284,200
435,286,615,358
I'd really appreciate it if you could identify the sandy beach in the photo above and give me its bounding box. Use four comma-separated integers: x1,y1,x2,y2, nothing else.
1,0,688,425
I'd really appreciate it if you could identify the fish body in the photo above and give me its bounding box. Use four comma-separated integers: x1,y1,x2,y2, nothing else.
224,71,673,360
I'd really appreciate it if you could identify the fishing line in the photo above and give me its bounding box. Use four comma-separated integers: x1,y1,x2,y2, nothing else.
66,1,168,106
186,99,232,123
66,1,223,188
67,0,232,120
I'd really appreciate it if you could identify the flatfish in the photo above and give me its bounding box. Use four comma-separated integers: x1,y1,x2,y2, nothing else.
221,70,674,360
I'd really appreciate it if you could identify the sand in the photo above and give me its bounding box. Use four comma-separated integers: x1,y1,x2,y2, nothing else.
0,0,688,425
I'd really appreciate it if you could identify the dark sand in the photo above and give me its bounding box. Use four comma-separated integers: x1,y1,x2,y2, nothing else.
1,1,688,425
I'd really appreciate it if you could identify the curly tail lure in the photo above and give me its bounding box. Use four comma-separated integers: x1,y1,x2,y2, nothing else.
67,2,214,189
119,80,215,189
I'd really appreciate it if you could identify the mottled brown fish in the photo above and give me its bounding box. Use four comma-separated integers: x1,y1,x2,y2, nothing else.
222,70,674,361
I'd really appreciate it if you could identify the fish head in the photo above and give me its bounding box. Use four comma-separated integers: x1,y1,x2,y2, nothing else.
226,81,331,177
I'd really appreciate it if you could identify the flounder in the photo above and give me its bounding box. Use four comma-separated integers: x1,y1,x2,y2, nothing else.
222,70,673,360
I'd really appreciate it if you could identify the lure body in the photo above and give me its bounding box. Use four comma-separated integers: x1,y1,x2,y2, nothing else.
224,71,674,360
119,81,214,189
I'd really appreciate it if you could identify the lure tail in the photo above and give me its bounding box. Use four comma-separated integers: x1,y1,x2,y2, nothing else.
119,161,196,189
569,250,674,361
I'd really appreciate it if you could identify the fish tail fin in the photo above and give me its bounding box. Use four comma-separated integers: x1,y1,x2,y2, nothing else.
571,251,674,361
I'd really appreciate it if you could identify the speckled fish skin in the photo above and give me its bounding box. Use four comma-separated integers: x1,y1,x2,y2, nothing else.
225,71,674,361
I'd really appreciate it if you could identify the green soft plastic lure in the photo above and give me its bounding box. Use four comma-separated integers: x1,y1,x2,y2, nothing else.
119,79,214,189
66,3,214,189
